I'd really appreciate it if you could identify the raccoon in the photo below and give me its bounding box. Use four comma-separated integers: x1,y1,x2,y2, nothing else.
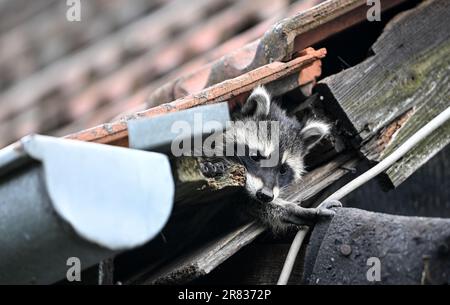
200,86,341,231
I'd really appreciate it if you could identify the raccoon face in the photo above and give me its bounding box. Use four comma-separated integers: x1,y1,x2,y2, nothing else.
231,86,330,203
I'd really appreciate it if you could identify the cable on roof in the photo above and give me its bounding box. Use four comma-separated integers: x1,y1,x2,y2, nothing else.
277,105,450,285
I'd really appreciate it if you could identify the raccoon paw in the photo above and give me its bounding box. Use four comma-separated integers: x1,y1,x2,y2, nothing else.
199,161,226,178
280,203,320,227
316,199,342,217
279,201,341,226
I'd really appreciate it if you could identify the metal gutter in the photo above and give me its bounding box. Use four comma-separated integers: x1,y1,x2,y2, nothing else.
0,135,174,284
128,102,230,152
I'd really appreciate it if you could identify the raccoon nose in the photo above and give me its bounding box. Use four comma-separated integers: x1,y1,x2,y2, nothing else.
256,188,274,203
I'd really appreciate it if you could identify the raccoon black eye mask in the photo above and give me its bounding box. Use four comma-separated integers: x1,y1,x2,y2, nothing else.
200,86,341,231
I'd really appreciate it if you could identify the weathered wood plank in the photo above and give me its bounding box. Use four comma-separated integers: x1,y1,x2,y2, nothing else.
142,222,265,284
173,157,245,212
193,243,302,285
319,0,450,187
98,258,115,285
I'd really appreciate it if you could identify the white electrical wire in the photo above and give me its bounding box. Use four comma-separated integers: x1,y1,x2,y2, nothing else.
277,106,450,285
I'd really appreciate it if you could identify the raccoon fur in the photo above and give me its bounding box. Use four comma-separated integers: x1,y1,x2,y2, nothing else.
200,86,340,232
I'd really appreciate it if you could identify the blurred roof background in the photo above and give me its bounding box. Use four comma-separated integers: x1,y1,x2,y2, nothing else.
0,0,322,148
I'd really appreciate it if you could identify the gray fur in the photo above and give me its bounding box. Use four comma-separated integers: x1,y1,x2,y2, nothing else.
201,86,334,231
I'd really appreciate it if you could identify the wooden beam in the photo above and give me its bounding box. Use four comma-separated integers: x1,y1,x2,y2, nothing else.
172,157,245,212
140,222,265,284
318,0,450,187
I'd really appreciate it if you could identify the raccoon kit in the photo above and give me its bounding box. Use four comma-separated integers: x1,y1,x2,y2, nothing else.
199,86,341,231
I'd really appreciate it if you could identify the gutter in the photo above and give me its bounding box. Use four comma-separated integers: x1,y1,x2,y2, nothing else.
0,135,174,284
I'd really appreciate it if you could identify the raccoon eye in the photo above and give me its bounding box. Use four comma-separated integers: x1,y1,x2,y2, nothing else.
279,164,288,175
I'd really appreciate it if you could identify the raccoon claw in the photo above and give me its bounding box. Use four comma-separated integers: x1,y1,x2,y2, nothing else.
280,203,318,226
316,200,342,217
199,161,225,178
280,200,342,226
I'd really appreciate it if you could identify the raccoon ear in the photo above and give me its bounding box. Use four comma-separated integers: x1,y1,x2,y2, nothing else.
241,86,271,117
300,120,330,153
